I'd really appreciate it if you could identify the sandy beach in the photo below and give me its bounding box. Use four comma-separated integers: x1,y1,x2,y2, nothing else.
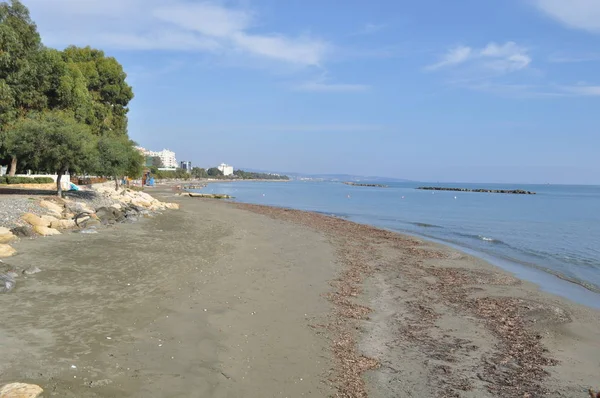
1,186,599,397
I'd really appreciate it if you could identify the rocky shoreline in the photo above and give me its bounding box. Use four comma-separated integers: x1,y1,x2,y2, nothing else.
0,183,179,295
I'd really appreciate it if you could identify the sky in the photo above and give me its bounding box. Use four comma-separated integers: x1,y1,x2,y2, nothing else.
23,0,600,184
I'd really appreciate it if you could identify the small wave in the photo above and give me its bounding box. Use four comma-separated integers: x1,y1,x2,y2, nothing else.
411,222,443,228
455,232,506,245
314,211,350,219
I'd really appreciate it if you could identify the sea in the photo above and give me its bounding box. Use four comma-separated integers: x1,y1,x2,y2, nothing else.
194,180,600,308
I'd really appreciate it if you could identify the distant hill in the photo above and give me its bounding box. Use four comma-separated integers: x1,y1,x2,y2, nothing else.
240,169,411,183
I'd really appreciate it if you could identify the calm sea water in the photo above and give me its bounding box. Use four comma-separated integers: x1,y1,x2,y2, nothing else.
196,181,600,302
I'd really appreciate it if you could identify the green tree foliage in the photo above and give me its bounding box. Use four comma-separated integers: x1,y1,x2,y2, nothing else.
234,169,289,180
62,46,134,137
207,167,223,177
150,168,191,180
151,156,163,168
97,137,144,190
6,111,97,195
191,167,208,178
0,0,43,174
0,0,141,190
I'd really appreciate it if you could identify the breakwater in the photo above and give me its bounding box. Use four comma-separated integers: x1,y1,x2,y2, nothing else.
344,182,388,188
417,187,536,195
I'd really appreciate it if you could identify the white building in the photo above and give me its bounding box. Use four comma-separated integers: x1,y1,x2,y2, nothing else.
218,163,234,176
136,147,178,169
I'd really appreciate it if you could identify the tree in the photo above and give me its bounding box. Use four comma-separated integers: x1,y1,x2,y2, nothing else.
61,46,134,137
6,111,96,196
151,156,163,168
191,167,208,179
0,0,44,175
97,137,143,190
207,167,223,177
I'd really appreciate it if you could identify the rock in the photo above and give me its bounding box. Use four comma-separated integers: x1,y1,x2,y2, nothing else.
165,203,180,210
95,207,125,224
0,244,16,258
0,383,43,398
65,201,94,214
50,219,76,229
0,273,16,293
0,227,16,244
21,213,47,227
132,199,152,208
40,215,59,226
10,226,35,238
33,225,61,236
40,200,64,215
22,266,42,275
111,203,122,210
81,219,101,228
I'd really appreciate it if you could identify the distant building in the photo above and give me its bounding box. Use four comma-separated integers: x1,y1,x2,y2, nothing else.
180,161,192,173
136,147,177,169
218,163,234,176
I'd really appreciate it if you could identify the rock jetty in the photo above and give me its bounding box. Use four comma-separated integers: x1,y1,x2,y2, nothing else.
184,193,232,199
343,182,388,188
417,187,536,195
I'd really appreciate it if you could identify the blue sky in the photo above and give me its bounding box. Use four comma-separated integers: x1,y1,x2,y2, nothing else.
25,0,600,184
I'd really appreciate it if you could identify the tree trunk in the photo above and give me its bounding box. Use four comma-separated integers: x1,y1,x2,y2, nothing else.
8,156,17,176
114,175,119,191
56,171,64,197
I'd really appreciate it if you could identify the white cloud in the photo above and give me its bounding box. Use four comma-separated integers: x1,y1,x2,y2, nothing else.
426,41,531,72
294,81,371,93
426,46,472,70
532,0,600,32
25,0,329,67
560,85,600,96
549,53,600,63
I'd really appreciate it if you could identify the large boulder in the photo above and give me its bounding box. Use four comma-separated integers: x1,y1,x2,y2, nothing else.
50,219,76,230
33,225,61,236
0,227,16,244
0,383,43,398
95,207,125,225
64,201,94,215
40,200,64,215
0,244,16,258
21,213,47,227
131,199,152,208
40,215,59,226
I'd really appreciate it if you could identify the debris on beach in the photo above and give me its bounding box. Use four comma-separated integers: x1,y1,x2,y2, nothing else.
235,203,563,397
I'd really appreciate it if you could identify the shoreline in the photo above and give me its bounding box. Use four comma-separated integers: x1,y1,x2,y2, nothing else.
216,194,600,305
233,201,600,396
1,187,598,396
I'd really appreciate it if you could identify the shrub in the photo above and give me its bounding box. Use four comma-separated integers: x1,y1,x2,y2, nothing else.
33,177,54,184
1,176,55,184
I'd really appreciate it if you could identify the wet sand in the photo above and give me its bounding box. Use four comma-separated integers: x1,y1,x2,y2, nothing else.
1,188,599,397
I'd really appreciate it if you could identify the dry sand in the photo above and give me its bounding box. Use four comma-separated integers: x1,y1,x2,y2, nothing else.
1,188,599,397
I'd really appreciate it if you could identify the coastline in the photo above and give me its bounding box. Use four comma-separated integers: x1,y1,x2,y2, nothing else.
233,202,600,397
0,187,598,397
